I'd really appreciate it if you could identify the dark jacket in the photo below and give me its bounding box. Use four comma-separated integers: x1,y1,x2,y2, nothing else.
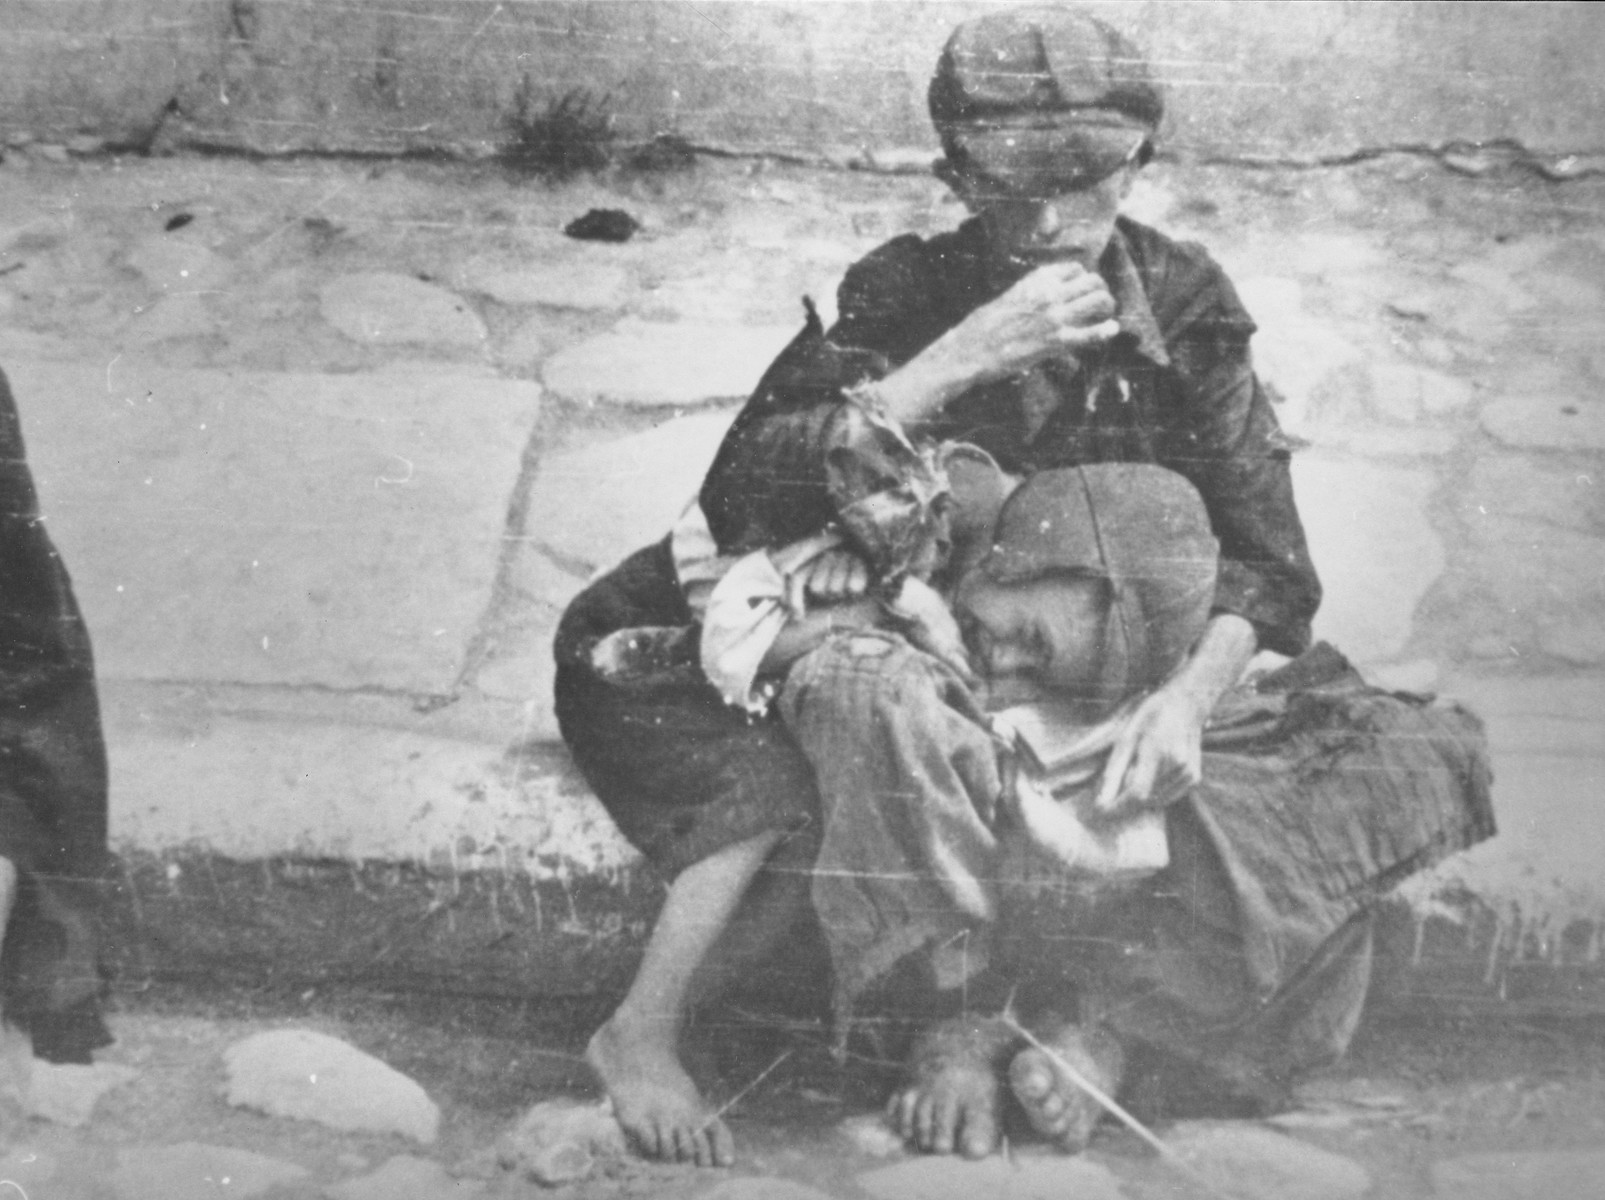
704,216,1322,657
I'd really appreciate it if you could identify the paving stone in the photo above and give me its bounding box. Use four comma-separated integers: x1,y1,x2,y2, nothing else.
223,1028,440,1143
1441,675,1605,756
1163,1121,1369,1200
1485,233,1567,276
1292,457,1443,661
641,252,783,323
1432,1148,1605,1200
1434,292,1514,346
1465,516,1605,617
1482,395,1605,451
857,1152,1124,1200
125,234,233,293
1414,334,1457,366
787,235,877,271
542,318,795,407
1460,454,1605,534
1537,619,1605,665
0,1147,58,1190
10,360,540,693
521,410,735,574
698,1180,844,1200
320,272,487,347
1308,426,1458,458
25,1059,139,1126
493,314,551,369
470,551,583,723
1451,262,1539,312
1382,282,1448,323
456,258,632,310
112,1143,309,1200
1527,271,1605,312
1237,282,1362,433
725,211,794,251
1467,633,1518,660
327,1154,484,1200
1368,360,1474,419
1291,233,1386,277
496,1099,624,1187
123,293,222,344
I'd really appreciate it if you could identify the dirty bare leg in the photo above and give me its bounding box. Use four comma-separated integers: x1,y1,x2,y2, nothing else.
587,829,785,1168
1007,1014,1125,1152
889,1014,1017,1158
684,826,817,1012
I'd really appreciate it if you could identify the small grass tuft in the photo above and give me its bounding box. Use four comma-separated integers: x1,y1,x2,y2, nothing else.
500,81,615,179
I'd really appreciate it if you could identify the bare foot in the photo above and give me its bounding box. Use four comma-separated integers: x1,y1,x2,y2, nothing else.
586,1016,734,1167
887,1015,1018,1158
1007,1018,1125,1152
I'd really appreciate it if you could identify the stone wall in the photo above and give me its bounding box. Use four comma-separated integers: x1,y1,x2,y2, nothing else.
2,2,1604,162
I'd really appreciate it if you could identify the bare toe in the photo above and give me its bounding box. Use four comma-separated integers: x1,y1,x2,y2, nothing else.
893,1016,1019,1158
709,1119,735,1168
1007,1022,1125,1152
958,1105,998,1159
587,1017,735,1167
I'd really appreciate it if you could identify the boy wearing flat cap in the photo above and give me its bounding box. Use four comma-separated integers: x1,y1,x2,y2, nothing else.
556,5,1492,1167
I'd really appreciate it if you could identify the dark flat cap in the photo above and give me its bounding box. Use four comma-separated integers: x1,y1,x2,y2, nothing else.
975,464,1217,693
929,6,1163,130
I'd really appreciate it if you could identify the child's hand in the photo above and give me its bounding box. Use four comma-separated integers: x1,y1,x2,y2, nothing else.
799,548,871,604
1092,684,1206,818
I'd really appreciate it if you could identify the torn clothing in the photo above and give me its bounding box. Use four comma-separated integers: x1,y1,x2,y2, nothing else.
701,215,1321,657
783,635,1493,1079
0,367,114,1063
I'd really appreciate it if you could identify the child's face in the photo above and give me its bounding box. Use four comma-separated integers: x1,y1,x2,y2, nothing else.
951,160,1136,273
955,573,1108,708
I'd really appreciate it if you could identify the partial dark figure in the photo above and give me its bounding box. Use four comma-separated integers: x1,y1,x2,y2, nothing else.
0,365,114,1063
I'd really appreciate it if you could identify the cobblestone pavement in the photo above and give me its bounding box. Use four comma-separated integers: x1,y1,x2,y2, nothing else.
5,986,1605,1199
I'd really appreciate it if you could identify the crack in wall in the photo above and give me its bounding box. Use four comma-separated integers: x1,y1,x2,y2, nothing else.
24,128,1605,186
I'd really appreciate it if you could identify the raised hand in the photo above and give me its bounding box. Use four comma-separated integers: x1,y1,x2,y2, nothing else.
950,260,1121,381
875,260,1121,427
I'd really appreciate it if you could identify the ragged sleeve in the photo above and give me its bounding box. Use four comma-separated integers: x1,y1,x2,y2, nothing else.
1146,237,1323,657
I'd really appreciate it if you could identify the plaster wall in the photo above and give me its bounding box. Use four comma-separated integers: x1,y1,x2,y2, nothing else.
1,2,1603,160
